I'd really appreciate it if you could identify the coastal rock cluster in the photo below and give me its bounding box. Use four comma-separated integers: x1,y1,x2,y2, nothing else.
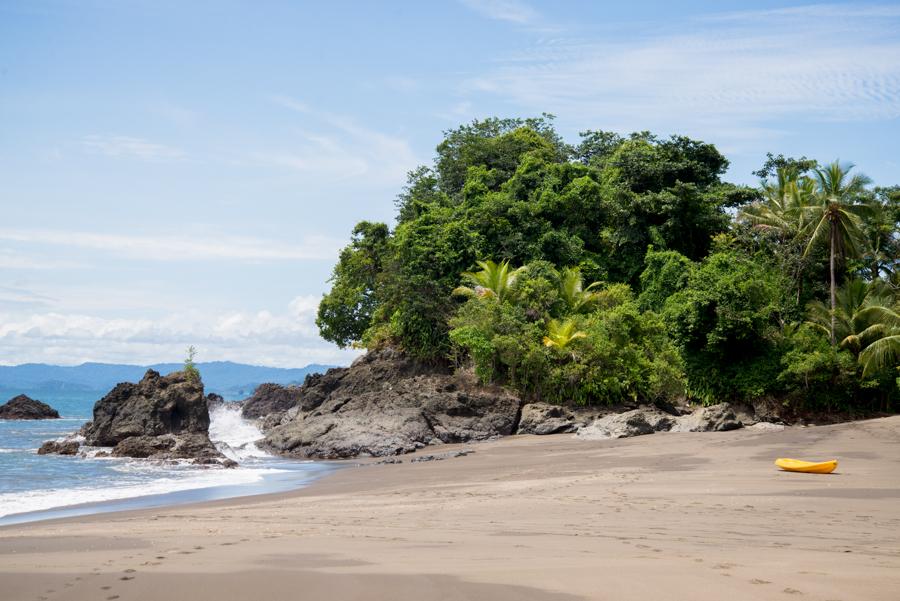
40,369,233,466
0,394,60,420
243,349,763,459
259,349,521,459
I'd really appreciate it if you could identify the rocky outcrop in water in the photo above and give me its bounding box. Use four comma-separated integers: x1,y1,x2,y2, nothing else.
40,369,230,465
84,370,210,445
37,440,79,455
0,394,60,420
260,349,522,459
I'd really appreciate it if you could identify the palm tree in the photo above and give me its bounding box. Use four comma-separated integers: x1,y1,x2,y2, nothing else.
806,278,900,377
453,259,523,302
741,168,817,302
806,279,896,353
859,329,900,378
741,167,815,243
803,161,873,343
543,318,587,350
558,267,603,313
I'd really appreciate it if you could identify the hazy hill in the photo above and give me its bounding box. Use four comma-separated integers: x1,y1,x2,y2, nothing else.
0,361,336,399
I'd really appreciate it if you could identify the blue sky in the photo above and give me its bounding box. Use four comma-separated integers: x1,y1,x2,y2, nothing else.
1,0,898,367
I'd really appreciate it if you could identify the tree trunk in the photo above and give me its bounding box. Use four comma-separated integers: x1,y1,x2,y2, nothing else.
830,222,837,345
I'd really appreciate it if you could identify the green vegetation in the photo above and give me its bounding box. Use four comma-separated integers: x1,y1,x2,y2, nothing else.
317,116,899,412
183,345,200,383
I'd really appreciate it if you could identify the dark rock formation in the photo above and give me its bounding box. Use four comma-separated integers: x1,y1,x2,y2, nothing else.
110,432,221,460
84,369,210,446
205,393,226,411
241,383,303,419
261,349,522,459
40,369,228,465
0,395,60,420
37,440,79,455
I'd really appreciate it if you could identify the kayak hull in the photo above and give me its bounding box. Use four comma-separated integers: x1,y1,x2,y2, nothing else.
775,458,838,474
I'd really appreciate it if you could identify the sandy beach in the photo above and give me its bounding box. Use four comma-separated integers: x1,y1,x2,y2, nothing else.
2,416,899,601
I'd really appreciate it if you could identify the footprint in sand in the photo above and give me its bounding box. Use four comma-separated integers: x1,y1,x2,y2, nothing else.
750,579,771,585
783,587,803,595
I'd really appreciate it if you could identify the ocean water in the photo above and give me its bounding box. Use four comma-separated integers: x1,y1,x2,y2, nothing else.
0,390,331,525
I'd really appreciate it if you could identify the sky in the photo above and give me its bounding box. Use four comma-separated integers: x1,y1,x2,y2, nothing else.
1,0,898,367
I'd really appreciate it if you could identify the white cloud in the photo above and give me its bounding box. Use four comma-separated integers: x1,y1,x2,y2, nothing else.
0,229,342,262
459,0,539,24
464,3,900,140
0,249,86,270
81,135,185,160
0,295,362,367
267,96,420,185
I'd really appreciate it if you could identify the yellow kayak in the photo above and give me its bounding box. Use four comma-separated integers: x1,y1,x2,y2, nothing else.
775,458,838,474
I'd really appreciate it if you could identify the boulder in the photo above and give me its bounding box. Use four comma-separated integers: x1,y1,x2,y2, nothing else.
575,408,675,440
517,403,581,435
83,369,210,446
0,395,60,420
241,383,304,419
670,403,743,433
261,350,521,459
37,440,79,455
110,433,222,460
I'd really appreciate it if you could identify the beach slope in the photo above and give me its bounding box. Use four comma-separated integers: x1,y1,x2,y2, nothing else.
2,416,899,601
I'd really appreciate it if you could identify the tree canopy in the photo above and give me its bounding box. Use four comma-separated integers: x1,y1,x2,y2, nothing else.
316,117,899,412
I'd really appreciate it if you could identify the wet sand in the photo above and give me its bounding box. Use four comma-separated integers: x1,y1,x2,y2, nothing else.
2,416,899,601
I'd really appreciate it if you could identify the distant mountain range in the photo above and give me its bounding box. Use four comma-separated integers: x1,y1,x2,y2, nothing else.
0,361,336,399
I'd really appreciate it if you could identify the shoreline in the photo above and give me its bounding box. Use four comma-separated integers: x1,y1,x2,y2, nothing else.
0,458,338,527
2,417,899,600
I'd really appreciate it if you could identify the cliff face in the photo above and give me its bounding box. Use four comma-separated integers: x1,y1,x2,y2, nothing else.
260,349,523,459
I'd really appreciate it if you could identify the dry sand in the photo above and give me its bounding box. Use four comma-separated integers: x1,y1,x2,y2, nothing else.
2,416,899,601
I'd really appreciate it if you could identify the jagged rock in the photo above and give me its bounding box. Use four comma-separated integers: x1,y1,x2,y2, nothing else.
111,432,222,460
241,383,304,419
575,408,675,440
83,369,211,446
51,369,230,463
37,440,79,455
517,403,581,435
111,435,175,458
671,403,743,433
205,393,226,410
0,395,60,420
261,350,521,459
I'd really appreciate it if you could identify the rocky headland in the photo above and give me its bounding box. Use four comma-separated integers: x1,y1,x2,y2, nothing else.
245,348,776,460
0,394,60,420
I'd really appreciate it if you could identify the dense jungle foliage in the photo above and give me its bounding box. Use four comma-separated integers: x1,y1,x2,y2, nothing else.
316,117,900,412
